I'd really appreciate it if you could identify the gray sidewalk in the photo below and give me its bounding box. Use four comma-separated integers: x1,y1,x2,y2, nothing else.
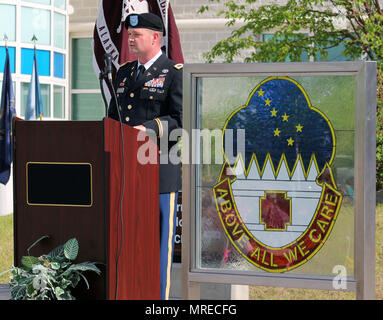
0,284,10,300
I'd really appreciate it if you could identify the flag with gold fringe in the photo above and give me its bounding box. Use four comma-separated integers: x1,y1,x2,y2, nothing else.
0,45,16,185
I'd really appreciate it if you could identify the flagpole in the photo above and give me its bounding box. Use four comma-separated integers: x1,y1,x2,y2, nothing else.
31,35,42,121
32,34,37,47
3,34,8,49
166,0,169,56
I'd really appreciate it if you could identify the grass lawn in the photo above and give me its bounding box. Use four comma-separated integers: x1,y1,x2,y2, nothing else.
0,214,13,284
0,205,382,299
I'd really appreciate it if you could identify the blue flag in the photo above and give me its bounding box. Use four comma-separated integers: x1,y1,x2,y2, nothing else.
25,48,43,120
0,46,16,185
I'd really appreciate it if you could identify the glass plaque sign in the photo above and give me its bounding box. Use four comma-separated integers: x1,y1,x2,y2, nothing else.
183,62,376,299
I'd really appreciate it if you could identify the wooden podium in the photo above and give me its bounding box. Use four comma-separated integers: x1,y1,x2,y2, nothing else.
13,118,160,300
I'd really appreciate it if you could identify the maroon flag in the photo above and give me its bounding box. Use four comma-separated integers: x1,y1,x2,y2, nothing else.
93,0,184,101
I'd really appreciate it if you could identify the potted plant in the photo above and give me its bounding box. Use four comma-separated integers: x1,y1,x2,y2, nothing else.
1,236,101,300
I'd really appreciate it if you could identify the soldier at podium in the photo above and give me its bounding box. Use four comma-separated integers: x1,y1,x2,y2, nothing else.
108,12,182,300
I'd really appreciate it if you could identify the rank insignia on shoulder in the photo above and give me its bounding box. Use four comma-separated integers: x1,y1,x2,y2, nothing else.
120,61,130,68
174,63,183,70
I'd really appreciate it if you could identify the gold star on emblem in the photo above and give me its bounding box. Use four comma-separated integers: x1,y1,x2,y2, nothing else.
257,89,265,97
296,124,303,132
265,98,272,107
282,113,289,122
287,137,294,146
270,108,277,117
274,128,281,137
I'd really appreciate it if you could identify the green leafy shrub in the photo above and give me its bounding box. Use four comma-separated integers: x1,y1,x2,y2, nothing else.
199,0,383,189
1,236,101,300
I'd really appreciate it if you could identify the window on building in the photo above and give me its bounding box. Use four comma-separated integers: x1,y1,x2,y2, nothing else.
21,7,51,46
54,12,66,49
262,34,310,62
0,47,16,74
0,4,16,42
71,38,104,120
24,0,51,5
0,1,68,120
54,52,65,78
263,33,351,62
20,82,51,118
314,37,351,62
54,0,66,9
54,85,65,118
21,48,51,76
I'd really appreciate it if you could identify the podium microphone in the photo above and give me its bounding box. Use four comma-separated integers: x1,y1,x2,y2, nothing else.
103,53,113,82
99,53,114,119
99,53,120,122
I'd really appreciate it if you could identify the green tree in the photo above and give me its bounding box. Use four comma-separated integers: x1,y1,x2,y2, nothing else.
200,0,383,189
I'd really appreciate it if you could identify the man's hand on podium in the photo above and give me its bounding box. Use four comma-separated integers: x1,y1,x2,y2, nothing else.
134,125,146,132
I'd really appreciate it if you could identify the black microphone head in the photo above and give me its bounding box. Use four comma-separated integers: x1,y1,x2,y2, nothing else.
104,53,113,73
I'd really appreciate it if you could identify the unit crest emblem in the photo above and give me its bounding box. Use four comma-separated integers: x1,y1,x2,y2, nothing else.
213,77,342,272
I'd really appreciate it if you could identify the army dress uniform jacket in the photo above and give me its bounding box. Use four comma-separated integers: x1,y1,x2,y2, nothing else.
108,53,182,194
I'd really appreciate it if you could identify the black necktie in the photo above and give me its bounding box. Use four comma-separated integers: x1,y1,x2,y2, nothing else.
136,65,146,81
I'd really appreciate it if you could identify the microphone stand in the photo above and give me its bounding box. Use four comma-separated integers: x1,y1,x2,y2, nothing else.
99,57,126,300
99,68,109,119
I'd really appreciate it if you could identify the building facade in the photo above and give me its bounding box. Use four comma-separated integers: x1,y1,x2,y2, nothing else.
0,0,230,215
0,0,69,216
0,0,349,123
0,0,69,120
69,0,235,121
0,1,348,214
